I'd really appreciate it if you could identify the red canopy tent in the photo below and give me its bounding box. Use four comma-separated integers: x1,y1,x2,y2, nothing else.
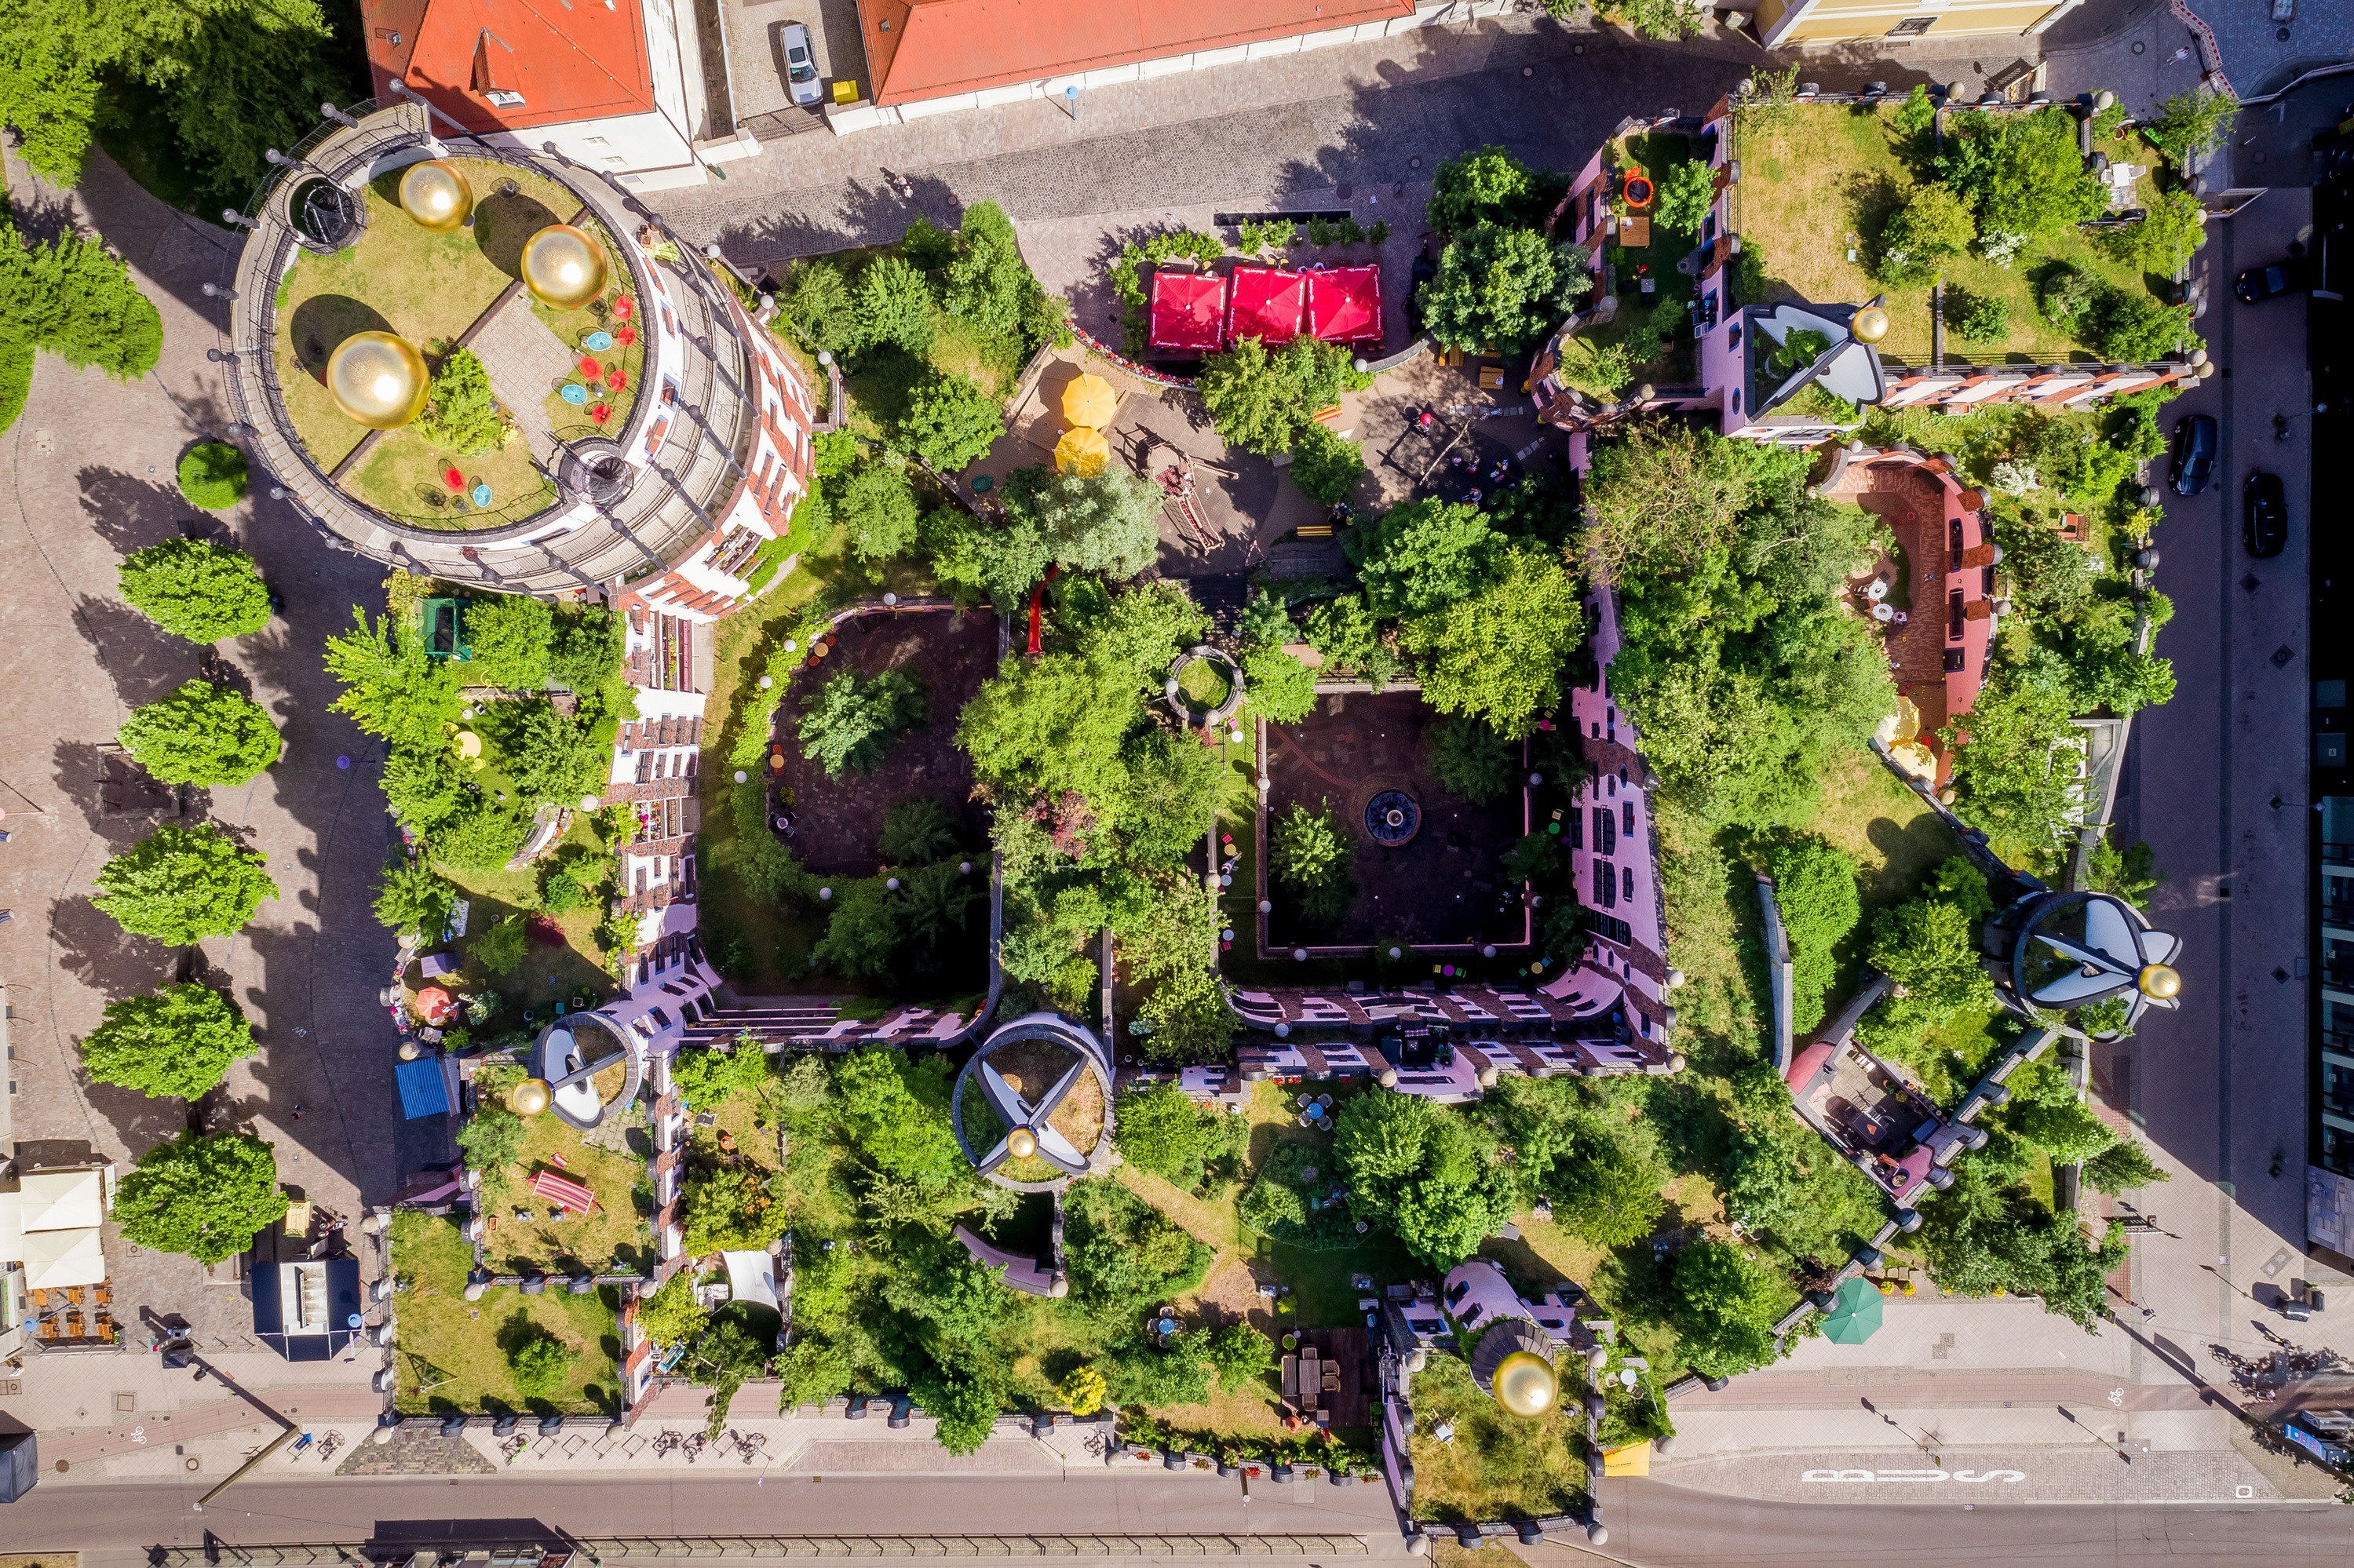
1148,271,1228,353
1307,265,1383,346
1224,268,1306,346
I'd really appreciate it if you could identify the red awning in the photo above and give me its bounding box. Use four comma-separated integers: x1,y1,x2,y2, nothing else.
1307,265,1383,346
1225,267,1305,346
529,1169,597,1212
1148,271,1228,353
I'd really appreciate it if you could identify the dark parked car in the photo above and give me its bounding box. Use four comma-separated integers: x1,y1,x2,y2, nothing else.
2244,470,2286,558
2170,414,2217,495
2234,258,2312,303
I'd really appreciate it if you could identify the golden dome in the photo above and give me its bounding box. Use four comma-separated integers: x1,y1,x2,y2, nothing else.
398,160,475,232
2137,964,2181,1001
1493,1350,1558,1418
521,224,609,309
1007,1128,1038,1159
325,331,429,429
512,1078,553,1116
1851,305,1892,345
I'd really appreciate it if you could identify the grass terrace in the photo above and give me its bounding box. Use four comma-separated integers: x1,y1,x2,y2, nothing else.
1732,101,2164,364
479,1074,655,1277
268,156,647,528
388,1209,626,1416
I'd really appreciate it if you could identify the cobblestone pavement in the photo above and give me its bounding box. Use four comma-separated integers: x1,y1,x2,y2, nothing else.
0,137,445,1381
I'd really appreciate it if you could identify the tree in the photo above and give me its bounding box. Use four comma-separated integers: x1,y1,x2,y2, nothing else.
1549,1132,1669,1247
836,461,922,563
1111,1081,1230,1190
470,913,527,977
1205,1323,1274,1391
114,1130,287,1264
457,1107,525,1174
547,605,625,692
465,593,554,690
1333,1092,1516,1267
509,1331,577,1398
1860,896,1998,1045
958,651,1137,811
1761,833,1862,1034
633,1272,708,1352
880,796,960,863
1947,286,2011,341
1289,423,1366,506
1578,421,1776,582
2093,289,2192,361
1237,588,1294,651
2038,264,2102,329
117,680,280,786
1425,715,1516,804
2144,86,2237,159
2083,1138,2170,1194
799,668,926,777
854,256,935,356
176,441,246,509
323,607,463,752
1270,801,1355,928
1402,542,1585,737
1935,109,2108,242
93,823,276,943
0,224,163,380
1345,498,1498,617
2086,834,2163,910
2013,1095,2120,1166
1197,334,1357,457
414,347,508,455
504,700,607,806
118,538,269,642
1946,676,2079,847
1873,184,1976,283
673,1043,772,1108
942,200,1042,338
1671,1240,1785,1379
1241,647,1317,724
372,858,454,941
1418,224,1592,355
1653,159,1717,238
1426,145,1540,233
1917,1165,2127,1329
1014,468,1161,579
834,1048,966,1187
900,370,1003,472
1305,593,1395,684
78,981,254,1099
1056,1363,1106,1416
1104,727,1222,870
2100,184,2204,275
785,259,861,352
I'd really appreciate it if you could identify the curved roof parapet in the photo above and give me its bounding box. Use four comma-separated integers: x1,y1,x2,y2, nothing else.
949,1012,1115,1193
221,101,762,599
531,1011,641,1130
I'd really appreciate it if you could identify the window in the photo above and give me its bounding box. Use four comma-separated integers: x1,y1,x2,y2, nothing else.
1622,800,1635,837
1948,589,1966,640
1950,518,1965,556
1568,811,1583,849
1594,808,1617,857
1593,859,1617,909
1886,15,1936,35
1623,864,1635,903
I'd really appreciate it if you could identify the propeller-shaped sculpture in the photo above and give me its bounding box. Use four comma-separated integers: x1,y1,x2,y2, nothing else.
974,1055,1092,1177
2013,892,2182,1030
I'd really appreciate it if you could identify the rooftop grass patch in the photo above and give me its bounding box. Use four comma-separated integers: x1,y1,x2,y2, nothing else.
1405,1352,1590,1523
388,1209,623,1415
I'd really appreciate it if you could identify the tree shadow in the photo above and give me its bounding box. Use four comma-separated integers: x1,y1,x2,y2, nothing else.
78,466,212,558
47,891,176,1009
285,295,396,387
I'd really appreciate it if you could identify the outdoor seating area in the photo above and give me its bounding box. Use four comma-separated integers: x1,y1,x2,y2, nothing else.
28,1282,116,1346
1279,1325,1370,1428
1783,1036,1952,1206
1141,263,1386,359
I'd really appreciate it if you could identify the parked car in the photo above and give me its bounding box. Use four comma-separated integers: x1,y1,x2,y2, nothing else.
780,22,823,106
2234,258,2312,303
2170,414,2217,495
2244,470,2287,557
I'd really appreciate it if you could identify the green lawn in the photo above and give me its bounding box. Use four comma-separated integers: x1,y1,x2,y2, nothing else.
1406,1353,1589,1523
1733,103,2165,364
480,1101,654,1278
434,812,619,1030
389,1209,624,1416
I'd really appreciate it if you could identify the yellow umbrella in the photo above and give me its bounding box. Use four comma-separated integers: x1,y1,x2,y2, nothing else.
1060,373,1119,430
1053,425,1110,477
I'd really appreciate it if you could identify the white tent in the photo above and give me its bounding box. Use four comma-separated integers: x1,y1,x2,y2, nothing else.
13,1224,105,1290
721,1250,780,1312
19,1169,104,1232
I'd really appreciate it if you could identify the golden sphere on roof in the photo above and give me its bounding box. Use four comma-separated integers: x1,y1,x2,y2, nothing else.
398,159,475,232
512,1078,553,1116
2137,964,2181,1001
325,331,429,429
1851,305,1892,345
1493,1350,1559,1418
521,224,608,309
1007,1127,1038,1159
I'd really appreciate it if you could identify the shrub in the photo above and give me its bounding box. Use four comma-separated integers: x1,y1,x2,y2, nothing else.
879,796,960,863
1652,159,1716,237
1947,287,2011,341
473,914,529,976
2038,264,2101,328
509,1332,577,1398
1111,1081,1232,1191
1057,1364,1106,1416
1305,594,1395,685
2093,288,2191,362
1761,833,1861,1034
1270,801,1354,928
1425,715,1515,804
118,680,281,786
799,669,926,777
1874,184,1976,284
118,538,271,642
1289,422,1366,505
176,442,248,509
414,348,508,456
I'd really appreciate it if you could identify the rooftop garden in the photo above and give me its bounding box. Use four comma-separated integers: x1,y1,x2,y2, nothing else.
389,1208,627,1417
271,159,608,527
1731,83,2198,366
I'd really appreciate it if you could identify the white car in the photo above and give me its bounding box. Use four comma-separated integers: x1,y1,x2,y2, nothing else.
781,23,823,107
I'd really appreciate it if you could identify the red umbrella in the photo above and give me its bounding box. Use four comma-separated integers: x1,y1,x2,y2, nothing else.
578,356,601,378
616,325,637,347
590,403,611,425
614,296,635,320
443,468,465,491
414,986,454,1023
606,369,627,391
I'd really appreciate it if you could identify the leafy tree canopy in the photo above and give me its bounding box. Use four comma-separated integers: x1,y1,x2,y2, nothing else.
900,370,1004,472
414,348,509,457
1345,498,1501,618
1934,108,2108,242
1111,1081,1232,1191
837,460,923,564
799,668,927,778
1334,1091,1516,1267
854,256,936,356
2082,1136,2170,1194
1425,714,1516,804
1858,895,1998,1050
1652,158,1717,238
836,1048,967,1187
94,822,278,943
1401,540,1585,738
118,679,281,786
114,1130,287,1264
1760,833,1862,1034
465,593,554,690
1240,646,1317,724
1197,334,1359,457
323,607,462,753
1000,465,1161,580
1427,145,1542,232
0,223,162,380
1290,423,1367,507
79,981,254,1099
371,858,455,942
119,538,270,642
1670,1239,1786,1379
1419,224,1593,354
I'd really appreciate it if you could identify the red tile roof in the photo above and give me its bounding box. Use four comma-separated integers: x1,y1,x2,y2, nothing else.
857,0,1414,108
363,0,657,135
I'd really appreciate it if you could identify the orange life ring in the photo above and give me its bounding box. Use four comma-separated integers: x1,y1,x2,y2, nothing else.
1623,173,1654,210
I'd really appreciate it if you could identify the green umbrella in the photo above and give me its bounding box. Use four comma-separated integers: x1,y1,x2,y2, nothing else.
1821,1276,1885,1344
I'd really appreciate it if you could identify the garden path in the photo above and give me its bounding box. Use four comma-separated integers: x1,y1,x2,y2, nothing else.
469,288,578,463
